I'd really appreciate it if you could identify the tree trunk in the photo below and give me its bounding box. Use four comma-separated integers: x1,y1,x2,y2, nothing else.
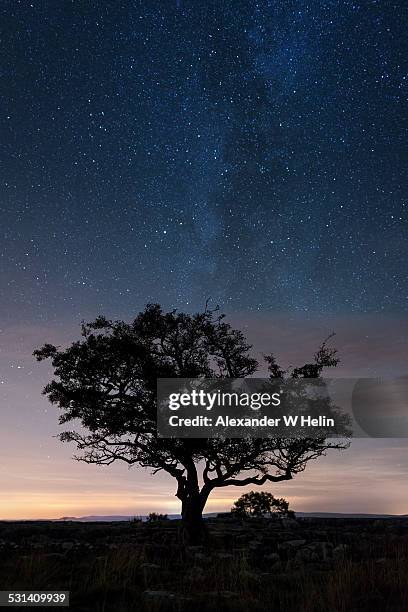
180,491,207,545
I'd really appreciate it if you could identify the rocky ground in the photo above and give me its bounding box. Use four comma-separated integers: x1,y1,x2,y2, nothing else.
0,516,407,611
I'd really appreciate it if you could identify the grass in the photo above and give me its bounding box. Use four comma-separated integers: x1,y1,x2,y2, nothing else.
0,520,407,611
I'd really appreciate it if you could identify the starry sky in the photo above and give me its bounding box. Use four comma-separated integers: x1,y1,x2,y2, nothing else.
1,0,408,518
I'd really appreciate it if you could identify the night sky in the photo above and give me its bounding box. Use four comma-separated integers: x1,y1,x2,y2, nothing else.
1,1,408,518
2,0,407,321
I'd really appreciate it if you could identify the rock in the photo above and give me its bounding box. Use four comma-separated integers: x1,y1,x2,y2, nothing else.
234,533,251,545
193,552,209,563
215,552,234,560
142,591,178,610
264,552,280,563
310,541,333,560
286,558,303,571
333,544,348,559
200,591,239,600
295,547,313,563
141,562,161,579
211,530,234,546
186,545,205,555
270,561,284,572
279,539,306,550
142,590,176,600
280,517,298,529
233,547,249,557
239,570,260,584
43,552,64,560
186,565,206,582
194,591,246,612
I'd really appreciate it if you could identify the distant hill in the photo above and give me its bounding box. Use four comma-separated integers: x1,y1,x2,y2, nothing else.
55,511,405,522
58,515,143,522
295,512,401,519
1,512,406,523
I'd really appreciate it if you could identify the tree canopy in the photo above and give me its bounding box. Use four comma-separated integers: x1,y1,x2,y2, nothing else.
34,303,349,541
232,491,294,518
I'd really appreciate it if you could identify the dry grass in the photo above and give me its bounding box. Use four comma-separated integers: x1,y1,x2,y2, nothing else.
0,521,407,611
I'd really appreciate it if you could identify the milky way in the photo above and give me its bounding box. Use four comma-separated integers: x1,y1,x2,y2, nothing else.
1,1,407,323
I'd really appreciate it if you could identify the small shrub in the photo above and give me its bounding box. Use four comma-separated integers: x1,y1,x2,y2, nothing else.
232,491,295,519
147,513,169,522
130,516,143,524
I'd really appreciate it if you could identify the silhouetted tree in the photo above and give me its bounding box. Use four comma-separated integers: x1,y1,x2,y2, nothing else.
34,304,348,543
232,491,294,518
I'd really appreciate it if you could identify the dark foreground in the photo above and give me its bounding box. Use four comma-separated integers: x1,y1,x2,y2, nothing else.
0,516,407,611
